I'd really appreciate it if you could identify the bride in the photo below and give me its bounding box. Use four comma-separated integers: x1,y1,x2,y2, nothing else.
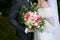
34,0,56,40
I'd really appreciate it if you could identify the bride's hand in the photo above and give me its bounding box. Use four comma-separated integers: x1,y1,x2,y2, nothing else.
27,28,34,32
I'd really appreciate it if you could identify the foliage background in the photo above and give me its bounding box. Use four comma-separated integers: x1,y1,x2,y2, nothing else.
0,0,60,40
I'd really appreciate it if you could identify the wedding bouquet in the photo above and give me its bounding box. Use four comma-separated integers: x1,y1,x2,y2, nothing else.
19,3,45,32
24,11,45,32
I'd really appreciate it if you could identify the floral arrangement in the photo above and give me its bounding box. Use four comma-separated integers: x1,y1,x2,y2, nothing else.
19,3,45,32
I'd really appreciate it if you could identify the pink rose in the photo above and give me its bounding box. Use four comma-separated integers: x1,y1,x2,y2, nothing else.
35,16,41,23
34,23,38,26
24,13,30,20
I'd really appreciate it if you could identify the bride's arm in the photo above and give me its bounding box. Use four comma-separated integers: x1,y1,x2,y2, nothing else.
44,18,55,32
45,17,55,26
37,0,49,8
46,17,56,33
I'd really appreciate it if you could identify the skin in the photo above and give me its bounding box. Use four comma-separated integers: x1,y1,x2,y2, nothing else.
37,0,49,8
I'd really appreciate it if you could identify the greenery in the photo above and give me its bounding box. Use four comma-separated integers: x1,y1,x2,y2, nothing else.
0,15,18,40
0,0,60,40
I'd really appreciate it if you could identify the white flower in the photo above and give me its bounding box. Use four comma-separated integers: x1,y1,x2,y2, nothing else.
29,26,32,28
37,26,40,28
26,21,30,26
28,11,31,14
28,18,32,22
34,23,38,26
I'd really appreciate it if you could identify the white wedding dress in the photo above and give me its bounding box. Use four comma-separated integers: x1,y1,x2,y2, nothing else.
34,0,60,40
34,8,55,40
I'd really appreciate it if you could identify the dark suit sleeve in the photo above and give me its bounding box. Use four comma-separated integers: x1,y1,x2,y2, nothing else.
8,0,26,32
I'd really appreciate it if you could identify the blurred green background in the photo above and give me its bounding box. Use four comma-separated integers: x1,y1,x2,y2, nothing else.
0,0,60,40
